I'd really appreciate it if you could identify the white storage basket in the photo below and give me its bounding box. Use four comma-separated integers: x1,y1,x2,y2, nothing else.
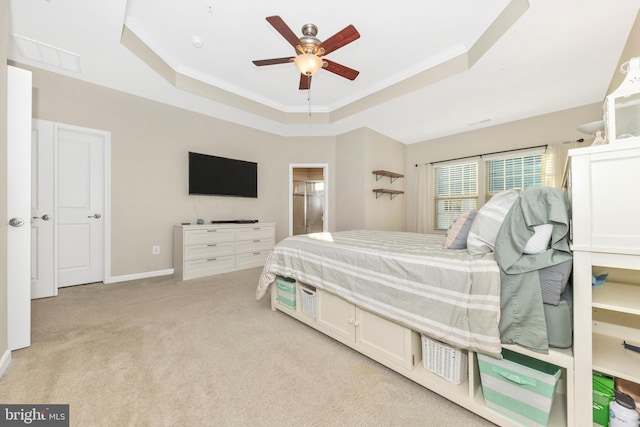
421,335,468,384
299,285,316,319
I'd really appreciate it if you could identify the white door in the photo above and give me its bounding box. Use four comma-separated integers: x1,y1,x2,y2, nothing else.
7,66,32,350
31,120,56,298
57,124,106,287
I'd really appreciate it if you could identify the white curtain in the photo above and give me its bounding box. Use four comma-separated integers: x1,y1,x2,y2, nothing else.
413,163,432,233
543,142,567,188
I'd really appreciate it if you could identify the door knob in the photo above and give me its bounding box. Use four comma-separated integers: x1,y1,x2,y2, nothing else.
8,217,25,227
88,213,102,219
32,214,51,221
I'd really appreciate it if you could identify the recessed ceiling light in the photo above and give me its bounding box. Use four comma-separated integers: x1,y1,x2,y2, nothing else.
191,36,203,48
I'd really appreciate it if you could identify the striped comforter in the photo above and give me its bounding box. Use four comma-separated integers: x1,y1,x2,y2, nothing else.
257,230,502,357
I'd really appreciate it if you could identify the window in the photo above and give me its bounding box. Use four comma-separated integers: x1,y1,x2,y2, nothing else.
434,162,478,230
432,147,549,230
486,154,544,197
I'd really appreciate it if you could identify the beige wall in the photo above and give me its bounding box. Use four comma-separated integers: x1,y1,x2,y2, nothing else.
335,128,405,231
25,66,337,277
335,130,366,231
1,0,9,356
404,103,602,232
362,128,406,231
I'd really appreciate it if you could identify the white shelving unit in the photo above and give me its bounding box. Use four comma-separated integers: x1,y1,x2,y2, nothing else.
568,140,640,426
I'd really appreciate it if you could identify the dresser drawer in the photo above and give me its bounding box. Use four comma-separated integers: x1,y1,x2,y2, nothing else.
236,226,275,241
236,250,271,270
236,238,274,254
183,255,235,279
184,228,235,245
184,242,234,261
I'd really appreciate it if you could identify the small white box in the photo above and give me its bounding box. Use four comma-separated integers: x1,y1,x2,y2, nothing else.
421,335,468,384
299,285,316,319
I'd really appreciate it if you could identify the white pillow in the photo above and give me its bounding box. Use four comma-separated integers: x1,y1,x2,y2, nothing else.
523,223,553,254
467,189,521,256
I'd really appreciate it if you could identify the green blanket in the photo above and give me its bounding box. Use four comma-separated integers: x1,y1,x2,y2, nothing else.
494,187,573,353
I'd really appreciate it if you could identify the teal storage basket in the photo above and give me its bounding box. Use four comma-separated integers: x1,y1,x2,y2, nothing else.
275,276,296,310
478,348,561,427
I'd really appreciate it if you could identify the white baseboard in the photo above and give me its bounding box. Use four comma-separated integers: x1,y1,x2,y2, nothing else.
0,349,11,378
106,269,174,284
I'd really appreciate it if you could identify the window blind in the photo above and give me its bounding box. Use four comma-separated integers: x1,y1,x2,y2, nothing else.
434,162,478,229
486,154,543,195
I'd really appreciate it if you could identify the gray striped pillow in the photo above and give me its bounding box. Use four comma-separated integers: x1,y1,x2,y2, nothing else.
467,189,521,256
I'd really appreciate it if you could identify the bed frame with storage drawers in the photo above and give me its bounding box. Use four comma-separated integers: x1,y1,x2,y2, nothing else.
271,280,574,427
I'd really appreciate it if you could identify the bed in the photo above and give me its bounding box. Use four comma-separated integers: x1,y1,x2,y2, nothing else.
256,186,573,358
257,230,503,356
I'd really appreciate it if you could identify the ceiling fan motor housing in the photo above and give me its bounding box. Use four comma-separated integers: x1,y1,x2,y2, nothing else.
299,23,322,54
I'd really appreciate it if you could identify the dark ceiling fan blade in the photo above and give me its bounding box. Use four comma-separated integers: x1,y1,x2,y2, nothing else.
323,59,359,80
252,57,294,66
299,74,311,90
319,25,360,56
266,15,301,51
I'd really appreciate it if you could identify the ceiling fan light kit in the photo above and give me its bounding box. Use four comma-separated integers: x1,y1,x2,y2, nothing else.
252,15,360,90
294,53,323,76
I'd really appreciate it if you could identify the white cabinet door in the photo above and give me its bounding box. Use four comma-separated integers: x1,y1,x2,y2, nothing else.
357,308,415,369
316,289,417,369
317,289,356,342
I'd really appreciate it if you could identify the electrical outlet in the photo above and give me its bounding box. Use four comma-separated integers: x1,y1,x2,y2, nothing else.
152,245,160,255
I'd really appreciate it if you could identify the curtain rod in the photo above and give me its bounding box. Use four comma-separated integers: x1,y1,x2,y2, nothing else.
413,140,582,167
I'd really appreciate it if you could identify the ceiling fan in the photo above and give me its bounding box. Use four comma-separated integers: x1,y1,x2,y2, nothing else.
252,16,360,90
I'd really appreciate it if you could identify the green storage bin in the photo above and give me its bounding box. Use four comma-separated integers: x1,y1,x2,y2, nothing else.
592,372,614,427
478,349,561,427
275,276,296,310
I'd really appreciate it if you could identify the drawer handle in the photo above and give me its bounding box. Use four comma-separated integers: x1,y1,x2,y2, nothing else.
207,230,217,233
253,239,260,243
207,258,217,262
253,227,260,230
207,244,217,247
253,252,260,255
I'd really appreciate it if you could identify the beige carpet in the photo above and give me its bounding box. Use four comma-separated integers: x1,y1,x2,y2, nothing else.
0,268,496,427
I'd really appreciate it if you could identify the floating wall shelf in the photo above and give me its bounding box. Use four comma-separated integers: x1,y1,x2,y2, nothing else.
372,170,404,183
373,189,404,200
372,170,404,200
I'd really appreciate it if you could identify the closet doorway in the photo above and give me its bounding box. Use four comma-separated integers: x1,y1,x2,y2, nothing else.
289,164,328,236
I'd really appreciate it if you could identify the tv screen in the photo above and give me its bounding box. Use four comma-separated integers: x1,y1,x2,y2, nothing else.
188,152,257,198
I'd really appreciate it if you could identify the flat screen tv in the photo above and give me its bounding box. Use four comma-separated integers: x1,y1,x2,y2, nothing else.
188,152,257,198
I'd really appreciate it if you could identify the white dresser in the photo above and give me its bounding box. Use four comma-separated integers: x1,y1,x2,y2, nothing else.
173,222,275,280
